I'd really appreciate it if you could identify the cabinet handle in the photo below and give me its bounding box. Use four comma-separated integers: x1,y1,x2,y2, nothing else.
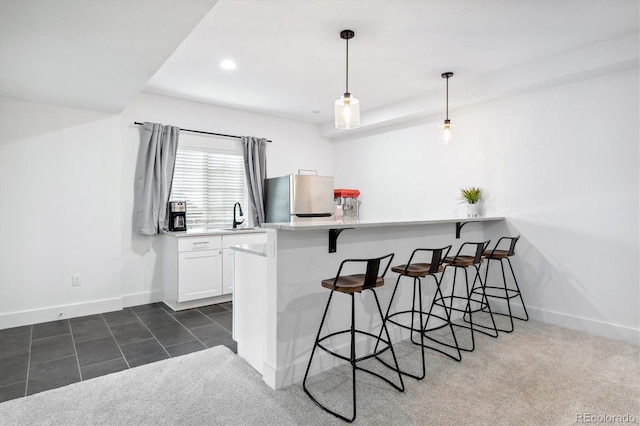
193,241,209,245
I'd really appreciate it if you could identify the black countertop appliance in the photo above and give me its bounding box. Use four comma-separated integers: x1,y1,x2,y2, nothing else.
168,201,187,231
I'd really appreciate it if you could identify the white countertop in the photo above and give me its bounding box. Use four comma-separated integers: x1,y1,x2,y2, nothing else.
261,216,505,231
164,228,267,237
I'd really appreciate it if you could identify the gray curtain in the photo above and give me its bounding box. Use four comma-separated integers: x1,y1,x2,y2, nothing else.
134,122,180,235
241,136,268,226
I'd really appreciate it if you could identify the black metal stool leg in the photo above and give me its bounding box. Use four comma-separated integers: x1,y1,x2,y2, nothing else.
473,264,499,337
424,274,462,361
349,293,356,422
375,275,425,380
499,259,516,332
406,277,427,379
506,257,529,321
373,275,401,357
303,290,357,423
303,291,335,387
463,267,476,351
371,290,405,391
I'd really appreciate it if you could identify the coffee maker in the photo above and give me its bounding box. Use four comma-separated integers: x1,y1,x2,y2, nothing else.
168,201,187,231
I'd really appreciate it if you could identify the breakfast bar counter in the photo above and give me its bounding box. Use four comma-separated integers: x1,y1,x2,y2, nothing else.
234,217,505,389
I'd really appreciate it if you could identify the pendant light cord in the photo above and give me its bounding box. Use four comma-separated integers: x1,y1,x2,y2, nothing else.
445,75,449,120
345,36,349,93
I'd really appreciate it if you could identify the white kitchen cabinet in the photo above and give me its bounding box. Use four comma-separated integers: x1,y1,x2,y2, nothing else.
163,231,266,310
163,234,224,310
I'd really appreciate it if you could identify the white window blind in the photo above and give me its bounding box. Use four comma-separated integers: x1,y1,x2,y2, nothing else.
170,144,247,229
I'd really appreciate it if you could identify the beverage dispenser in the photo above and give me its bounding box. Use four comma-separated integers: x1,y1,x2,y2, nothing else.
334,189,360,221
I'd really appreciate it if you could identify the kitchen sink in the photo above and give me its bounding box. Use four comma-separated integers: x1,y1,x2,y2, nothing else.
221,227,257,232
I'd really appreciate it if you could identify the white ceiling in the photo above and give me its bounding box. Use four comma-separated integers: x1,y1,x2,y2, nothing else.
0,0,216,112
144,0,639,125
1,0,638,126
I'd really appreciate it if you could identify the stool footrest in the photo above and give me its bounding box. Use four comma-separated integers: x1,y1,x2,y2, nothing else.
472,286,521,300
317,329,393,364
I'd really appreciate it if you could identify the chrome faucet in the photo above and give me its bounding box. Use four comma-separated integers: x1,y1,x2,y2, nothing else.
233,202,244,229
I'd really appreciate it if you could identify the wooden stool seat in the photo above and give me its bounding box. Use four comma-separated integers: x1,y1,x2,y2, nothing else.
444,255,480,267
321,274,384,293
482,249,510,259
391,263,444,277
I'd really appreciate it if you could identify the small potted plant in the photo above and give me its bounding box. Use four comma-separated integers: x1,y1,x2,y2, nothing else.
460,187,482,217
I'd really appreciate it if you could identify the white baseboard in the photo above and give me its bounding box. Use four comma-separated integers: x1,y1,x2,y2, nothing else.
488,299,639,346
0,297,123,330
525,305,640,346
0,289,233,331
122,289,163,308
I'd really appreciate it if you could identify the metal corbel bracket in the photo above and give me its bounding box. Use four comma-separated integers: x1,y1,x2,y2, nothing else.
328,228,354,253
455,221,479,239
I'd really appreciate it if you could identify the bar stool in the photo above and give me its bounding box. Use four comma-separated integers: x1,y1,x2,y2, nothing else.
472,235,529,332
433,241,498,352
302,253,404,423
376,245,461,381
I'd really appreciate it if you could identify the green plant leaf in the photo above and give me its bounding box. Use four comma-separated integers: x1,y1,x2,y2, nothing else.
460,187,482,204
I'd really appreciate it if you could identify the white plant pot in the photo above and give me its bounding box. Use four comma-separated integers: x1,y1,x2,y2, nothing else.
466,203,480,218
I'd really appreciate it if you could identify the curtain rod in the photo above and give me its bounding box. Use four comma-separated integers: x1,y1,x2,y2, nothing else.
133,122,271,143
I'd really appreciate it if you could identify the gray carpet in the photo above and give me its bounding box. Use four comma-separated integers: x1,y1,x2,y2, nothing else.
0,320,638,425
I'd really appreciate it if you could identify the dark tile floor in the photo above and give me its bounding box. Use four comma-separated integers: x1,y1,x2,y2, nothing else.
0,301,234,403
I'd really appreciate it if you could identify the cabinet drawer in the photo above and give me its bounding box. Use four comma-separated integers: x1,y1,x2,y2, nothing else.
178,236,222,252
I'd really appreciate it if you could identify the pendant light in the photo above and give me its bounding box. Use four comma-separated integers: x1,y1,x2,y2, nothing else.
335,29,360,129
441,72,454,144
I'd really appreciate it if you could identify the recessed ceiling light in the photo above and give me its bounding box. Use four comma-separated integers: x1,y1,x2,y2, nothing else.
220,59,237,70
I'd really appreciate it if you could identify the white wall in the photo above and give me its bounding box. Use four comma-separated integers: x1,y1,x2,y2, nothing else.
332,68,639,343
0,92,333,328
0,98,124,326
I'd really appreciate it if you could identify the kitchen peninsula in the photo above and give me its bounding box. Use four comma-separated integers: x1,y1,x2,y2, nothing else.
232,217,505,390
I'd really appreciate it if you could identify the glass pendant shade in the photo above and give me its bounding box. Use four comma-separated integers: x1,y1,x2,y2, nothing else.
441,119,454,145
335,93,360,129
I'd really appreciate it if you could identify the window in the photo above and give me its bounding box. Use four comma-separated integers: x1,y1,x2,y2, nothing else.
170,135,247,229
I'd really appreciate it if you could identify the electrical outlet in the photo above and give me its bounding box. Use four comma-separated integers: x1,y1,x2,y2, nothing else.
72,274,81,286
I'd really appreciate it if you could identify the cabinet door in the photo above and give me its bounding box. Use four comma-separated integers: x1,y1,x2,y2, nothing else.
178,250,223,302
222,248,235,295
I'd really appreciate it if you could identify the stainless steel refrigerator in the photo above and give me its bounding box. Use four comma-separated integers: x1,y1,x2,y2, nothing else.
264,175,335,222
